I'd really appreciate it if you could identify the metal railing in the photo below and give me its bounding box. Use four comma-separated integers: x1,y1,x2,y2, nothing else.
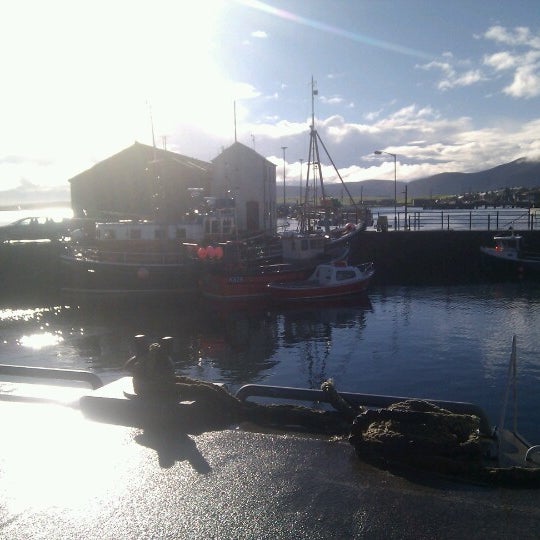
235,384,492,436
373,208,539,231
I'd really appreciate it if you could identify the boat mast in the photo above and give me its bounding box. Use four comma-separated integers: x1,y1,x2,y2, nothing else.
302,77,360,233
303,77,327,232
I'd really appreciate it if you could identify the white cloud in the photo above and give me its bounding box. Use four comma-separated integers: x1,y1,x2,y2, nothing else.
438,70,485,90
320,95,345,105
484,51,519,71
482,26,540,99
417,60,485,91
251,30,268,38
504,64,540,98
484,26,540,49
419,25,540,97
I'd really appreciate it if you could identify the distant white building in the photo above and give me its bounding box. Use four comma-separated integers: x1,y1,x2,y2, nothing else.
212,142,277,236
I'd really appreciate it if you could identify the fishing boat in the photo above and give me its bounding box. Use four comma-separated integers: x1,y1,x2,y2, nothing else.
280,222,366,264
278,77,372,265
268,260,374,301
199,262,314,300
198,236,351,300
59,213,234,296
480,230,540,278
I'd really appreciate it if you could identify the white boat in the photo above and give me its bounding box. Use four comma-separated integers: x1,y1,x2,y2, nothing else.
268,260,374,301
480,230,540,277
280,222,365,264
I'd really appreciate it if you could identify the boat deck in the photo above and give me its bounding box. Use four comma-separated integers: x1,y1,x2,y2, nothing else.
1,376,540,539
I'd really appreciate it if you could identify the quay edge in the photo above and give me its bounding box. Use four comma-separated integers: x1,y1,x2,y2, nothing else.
349,229,540,286
2,230,540,300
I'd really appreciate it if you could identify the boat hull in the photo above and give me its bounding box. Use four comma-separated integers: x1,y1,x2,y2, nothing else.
200,264,313,300
60,252,201,296
269,277,372,301
269,263,374,301
480,247,540,278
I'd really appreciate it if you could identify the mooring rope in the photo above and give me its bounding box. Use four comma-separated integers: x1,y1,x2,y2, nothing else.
125,341,540,487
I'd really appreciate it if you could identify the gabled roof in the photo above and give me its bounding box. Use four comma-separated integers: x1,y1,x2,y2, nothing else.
69,142,212,183
212,141,276,167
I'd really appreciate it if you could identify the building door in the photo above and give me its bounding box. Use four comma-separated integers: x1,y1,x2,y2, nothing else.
246,201,259,232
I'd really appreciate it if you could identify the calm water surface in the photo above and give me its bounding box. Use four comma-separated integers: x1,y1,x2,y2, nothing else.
1,282,539,443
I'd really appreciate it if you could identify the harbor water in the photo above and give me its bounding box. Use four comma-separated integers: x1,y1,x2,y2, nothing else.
1,282,539,444
1,207,540,445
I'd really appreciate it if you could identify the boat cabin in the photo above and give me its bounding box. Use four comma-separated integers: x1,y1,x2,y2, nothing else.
281,232,328,262
310,262,363,285
494,233,523,255
91,211,235,245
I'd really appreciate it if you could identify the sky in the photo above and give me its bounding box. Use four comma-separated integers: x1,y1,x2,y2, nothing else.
2,0,540,204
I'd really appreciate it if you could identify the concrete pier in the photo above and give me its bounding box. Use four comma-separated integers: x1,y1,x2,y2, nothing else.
2,378,540,539
350,230,540,285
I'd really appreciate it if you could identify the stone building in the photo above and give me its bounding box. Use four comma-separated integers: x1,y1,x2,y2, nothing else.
69,142,211,222
68,141,277,236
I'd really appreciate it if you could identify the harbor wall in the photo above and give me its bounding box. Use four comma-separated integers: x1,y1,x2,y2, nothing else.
2,230,540,302
350,230,540,285
0,241,64,303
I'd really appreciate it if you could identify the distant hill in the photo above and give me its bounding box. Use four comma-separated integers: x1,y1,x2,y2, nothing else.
0,183,70,208
406,158,540,198
307,157,540,201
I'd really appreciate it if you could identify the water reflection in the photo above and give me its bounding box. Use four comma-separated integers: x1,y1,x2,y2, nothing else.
194,294,373,387
0,294,374,390
2,284,540,442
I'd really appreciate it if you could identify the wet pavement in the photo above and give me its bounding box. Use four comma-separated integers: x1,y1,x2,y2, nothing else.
1,379,540,539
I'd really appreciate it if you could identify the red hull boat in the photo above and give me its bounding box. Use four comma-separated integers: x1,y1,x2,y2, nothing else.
200,263,313,300
268,261,374,301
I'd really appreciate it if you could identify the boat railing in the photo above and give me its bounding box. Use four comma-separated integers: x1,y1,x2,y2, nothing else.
234,384,493,436
357,261,375,274
72,247,189,265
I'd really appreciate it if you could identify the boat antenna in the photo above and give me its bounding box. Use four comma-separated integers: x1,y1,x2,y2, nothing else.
146,100,162,219
234,101,237,142
147,100,157,150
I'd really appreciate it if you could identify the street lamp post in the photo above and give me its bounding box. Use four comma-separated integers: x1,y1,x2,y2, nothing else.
299,158,304,204
281,146,287,208
403,184,408,230
374,150,397,230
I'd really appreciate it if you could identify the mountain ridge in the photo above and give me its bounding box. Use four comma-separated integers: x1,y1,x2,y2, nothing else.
319,157,540,201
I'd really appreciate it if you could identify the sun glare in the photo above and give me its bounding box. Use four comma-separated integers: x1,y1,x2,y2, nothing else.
2,0,231,178
19,332,63,350
2,403,139,515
